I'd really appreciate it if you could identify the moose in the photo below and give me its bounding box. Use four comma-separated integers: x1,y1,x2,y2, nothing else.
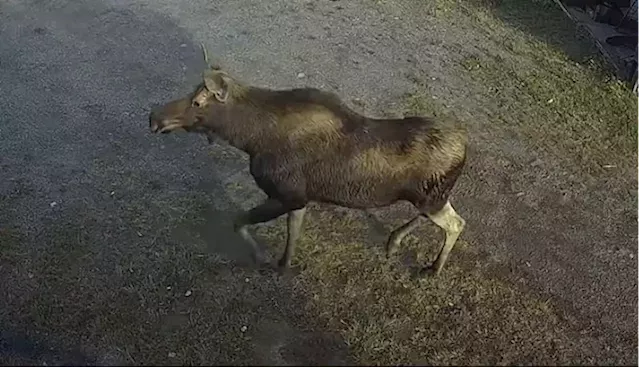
148,45,468,275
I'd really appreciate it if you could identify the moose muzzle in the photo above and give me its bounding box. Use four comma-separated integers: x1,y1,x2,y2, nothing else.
148,107,163,133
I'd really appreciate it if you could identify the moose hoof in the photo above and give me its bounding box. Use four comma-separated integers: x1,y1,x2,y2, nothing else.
419,265,440,277
385,239,400,259
385,247,395,259
408,264,440,280
277,256,291,269
252,251,269,266
276,262,301,278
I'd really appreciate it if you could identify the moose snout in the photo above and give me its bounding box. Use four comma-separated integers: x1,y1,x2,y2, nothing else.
148,106,162,133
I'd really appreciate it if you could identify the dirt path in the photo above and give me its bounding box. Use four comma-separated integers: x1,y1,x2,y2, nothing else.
0,0,636,365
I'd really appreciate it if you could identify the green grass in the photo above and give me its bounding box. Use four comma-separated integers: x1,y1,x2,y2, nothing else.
414,0,638,175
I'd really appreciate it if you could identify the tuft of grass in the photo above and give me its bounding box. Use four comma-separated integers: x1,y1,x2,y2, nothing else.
255,206,593,365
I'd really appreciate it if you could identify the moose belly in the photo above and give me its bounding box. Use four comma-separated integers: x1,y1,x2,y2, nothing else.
307,175,404,209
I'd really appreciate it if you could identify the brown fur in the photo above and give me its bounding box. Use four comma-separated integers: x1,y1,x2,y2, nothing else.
149,59,468,273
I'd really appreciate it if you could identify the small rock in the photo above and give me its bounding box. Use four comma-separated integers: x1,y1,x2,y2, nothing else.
180,43,187,47
516,192,525,197
602,164,616,169
245,278,250,283
530,158,544,168
297,72,306,78
168,352,176,358
184,290,192,297
547,98,554,104
137,232,143,237
241,325,248,332
27,272,34,279
166,286,172,290
49,201,57,208
110,191,115,196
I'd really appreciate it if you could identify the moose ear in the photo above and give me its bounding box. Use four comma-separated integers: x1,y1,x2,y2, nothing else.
201,43,222,70
203,71,229,103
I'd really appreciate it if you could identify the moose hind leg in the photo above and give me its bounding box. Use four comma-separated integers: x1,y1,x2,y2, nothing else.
386,215,424,258
234,198,289,264
425,200,465,275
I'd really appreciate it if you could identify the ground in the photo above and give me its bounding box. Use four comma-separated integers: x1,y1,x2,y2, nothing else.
0,0,637,365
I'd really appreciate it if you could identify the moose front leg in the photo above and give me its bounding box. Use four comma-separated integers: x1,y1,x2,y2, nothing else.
278,207,307,269
233,198,290,264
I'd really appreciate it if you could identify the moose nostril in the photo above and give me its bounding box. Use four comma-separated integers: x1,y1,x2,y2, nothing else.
192,101,200,108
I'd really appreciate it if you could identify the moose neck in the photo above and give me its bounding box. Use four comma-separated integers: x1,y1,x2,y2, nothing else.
203,90,278,156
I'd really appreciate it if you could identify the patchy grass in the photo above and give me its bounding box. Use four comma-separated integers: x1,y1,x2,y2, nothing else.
0,198,615,365
416,0,637,175
1,1,635,366
282,1,635,363
255,206,596,365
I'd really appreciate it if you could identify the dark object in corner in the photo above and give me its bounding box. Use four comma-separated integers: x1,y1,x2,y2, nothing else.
606,35,639,49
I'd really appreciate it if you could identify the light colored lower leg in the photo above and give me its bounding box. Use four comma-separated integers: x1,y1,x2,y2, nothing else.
426,201,465,275
279,207,307,268
386,215,424,257
237,226,267,263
